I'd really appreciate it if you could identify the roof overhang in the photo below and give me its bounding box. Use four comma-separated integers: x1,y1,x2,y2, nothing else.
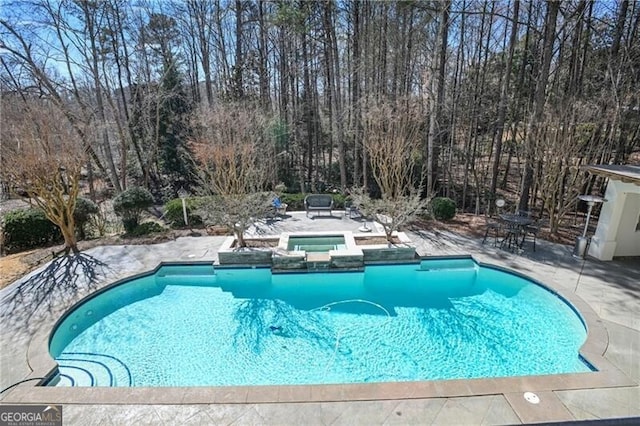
582,164,640,185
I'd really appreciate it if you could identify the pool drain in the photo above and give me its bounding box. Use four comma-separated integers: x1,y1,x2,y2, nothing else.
524,392,540,404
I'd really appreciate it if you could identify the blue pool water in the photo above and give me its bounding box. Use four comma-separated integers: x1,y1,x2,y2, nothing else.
49,259,591,387
287,236,347,252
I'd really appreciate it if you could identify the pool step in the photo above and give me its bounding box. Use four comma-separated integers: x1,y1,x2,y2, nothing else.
54,352,132,387
155,274,216,286
155,264,217,286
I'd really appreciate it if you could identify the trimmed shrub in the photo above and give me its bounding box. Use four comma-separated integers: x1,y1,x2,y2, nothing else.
164,197,208,228
279,193,348,210
431,197,456,221
74,197,99,240
331,193,347,209
1,208,62,253
280,193,306,210
113,187,154,232
126,221,166,237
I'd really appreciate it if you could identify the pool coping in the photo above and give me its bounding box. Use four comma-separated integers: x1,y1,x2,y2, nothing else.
4,255,636,405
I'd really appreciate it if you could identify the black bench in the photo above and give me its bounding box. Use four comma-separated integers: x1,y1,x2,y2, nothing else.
304,194,334,217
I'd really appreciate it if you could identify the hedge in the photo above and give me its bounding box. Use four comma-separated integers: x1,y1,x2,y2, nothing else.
280,193,347,210
1,208,63,253
125,221,166,237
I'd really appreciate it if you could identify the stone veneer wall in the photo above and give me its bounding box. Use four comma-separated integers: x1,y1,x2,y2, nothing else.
217,232,417,269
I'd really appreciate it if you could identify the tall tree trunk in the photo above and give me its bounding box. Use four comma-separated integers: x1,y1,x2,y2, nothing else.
258,0,270,109
426,0,450,198
233,0,244,99
188,0,214,106
302,28,314,190
351,1,361,187
323,1,347,190
518,0,559,212
81,2,122,193
489,0,519,211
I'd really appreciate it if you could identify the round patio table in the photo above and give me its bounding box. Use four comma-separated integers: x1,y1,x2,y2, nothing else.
498,214,534,250
499,213,534,226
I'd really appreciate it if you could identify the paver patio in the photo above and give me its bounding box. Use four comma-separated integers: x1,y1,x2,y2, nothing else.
1,211,638,425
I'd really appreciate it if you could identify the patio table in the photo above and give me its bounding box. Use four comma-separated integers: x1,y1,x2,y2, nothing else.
499,213,534,250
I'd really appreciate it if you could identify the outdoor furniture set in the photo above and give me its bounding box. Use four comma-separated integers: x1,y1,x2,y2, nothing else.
483,210,542,252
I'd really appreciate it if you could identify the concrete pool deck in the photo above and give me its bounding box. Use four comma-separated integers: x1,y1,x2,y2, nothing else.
0,211,638,424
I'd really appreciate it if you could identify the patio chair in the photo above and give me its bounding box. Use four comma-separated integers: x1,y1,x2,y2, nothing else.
272,197,288,215
521,219,546,252
498,220,525,251
304,194,333,217
482,219,502,246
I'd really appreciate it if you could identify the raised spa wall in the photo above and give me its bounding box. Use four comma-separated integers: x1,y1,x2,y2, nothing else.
217,231,416,271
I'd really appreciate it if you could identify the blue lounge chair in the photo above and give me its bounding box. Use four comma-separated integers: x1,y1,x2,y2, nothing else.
272,197,287,215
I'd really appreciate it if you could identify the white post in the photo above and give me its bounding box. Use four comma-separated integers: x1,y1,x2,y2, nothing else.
178,188,189,227
181,198,188,227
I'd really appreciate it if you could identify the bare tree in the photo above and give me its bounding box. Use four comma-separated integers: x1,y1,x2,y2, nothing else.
354,98,428,243
537,103,608,233
518,0,559,212
0,100,86,254
190,103,275,248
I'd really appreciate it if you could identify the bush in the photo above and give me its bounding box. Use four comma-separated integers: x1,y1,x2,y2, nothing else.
279,193,348,210
113,187,154,232
164,197,208,228
331,193,347,209
431,197,457,221
280,193,306,210
74,197,99,239
126,221,166,237
1,208,63,253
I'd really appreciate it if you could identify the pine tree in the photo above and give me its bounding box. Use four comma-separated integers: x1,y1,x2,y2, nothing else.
157,56,194,192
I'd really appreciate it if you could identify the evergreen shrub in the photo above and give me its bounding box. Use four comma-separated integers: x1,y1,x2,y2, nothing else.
280,193,306,210
431,197,457,221
2,208,62,253
280,193,348,211
113,187,154,232
127,221,166,237
163,197,208,228
74,197,99,239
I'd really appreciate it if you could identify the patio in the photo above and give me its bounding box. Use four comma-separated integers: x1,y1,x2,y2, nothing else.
0,211,638,424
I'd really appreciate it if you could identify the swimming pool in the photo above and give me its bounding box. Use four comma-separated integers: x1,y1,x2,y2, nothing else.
48,258,591,387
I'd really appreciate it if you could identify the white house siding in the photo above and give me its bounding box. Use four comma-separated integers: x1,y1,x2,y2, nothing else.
589,180,640,260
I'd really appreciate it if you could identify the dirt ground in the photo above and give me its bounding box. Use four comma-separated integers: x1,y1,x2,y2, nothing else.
0,212,584,291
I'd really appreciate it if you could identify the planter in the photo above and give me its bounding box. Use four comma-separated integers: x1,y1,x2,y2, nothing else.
217,236,274,265
355,232,417,263
361,246,416,262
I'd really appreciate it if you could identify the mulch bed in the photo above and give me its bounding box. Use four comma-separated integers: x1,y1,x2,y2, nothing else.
233,239,279,249
355,236,402,245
